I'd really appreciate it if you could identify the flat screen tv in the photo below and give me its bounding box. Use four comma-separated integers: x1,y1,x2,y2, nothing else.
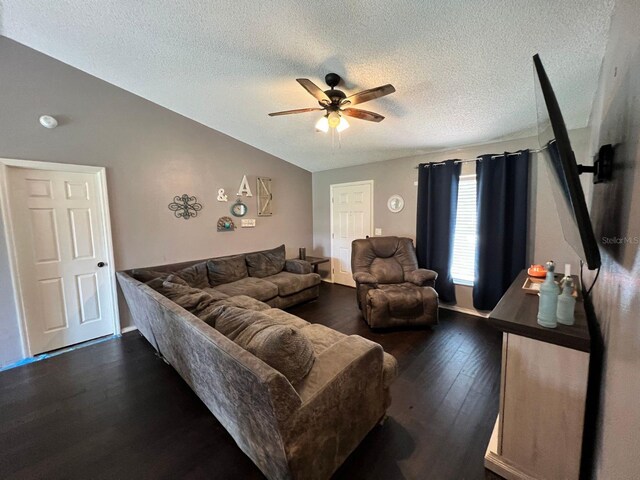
533,53,601,270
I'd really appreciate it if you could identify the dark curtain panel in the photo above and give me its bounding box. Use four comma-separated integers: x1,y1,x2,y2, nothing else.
473,150,530,310
416,160,461,303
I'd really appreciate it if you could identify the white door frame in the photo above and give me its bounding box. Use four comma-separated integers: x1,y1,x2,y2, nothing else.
0,158,120,357
329,180,374,284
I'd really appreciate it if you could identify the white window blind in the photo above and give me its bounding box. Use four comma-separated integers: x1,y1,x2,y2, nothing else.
451,175,477,285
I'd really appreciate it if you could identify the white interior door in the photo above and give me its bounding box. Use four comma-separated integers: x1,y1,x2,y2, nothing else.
6,166,116,354
331,181,373,287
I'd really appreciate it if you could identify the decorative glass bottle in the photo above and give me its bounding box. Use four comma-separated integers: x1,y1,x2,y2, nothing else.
557,276,576,326
537,261,558,328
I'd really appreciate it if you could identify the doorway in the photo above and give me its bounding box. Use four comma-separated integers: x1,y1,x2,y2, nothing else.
330,180,373,287
0,159,119,356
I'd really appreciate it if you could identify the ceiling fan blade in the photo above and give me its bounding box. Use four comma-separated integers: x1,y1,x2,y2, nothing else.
296,79,331,104
342,84,396,106
341,108,385,122
268,107,324,117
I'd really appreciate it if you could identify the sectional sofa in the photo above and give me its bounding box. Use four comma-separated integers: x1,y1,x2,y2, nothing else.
117,245,398,480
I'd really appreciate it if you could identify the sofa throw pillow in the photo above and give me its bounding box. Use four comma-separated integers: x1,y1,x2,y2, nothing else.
213,305,315,384
145,273,188,291
130,269,167,283
207,255,248,286
207,294,270,312
174,261,210,289
245,244,286,278
157,281,219,316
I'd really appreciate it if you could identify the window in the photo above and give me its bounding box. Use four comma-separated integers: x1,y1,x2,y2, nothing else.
451,175,477,285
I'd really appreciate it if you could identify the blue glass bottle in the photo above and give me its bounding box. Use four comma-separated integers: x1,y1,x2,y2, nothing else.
537,261,558,328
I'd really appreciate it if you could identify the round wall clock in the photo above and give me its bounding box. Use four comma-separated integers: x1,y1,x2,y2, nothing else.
387,194,405,213
231,199,248,217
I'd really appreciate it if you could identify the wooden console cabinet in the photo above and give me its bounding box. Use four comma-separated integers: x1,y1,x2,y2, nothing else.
485,270,591,480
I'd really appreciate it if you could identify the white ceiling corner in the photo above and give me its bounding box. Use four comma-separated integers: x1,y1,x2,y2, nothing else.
1,0,615,172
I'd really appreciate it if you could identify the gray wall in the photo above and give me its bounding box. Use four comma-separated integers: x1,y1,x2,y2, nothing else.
0,37,313,367
312,128,591,314
586,0,640,476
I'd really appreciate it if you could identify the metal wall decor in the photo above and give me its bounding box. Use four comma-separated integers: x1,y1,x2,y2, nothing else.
217,216,235,231
257,177,273,216
168,194,202,220
231,199,248,217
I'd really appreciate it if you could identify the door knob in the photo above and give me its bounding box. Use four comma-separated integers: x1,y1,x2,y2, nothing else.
97,262,106,268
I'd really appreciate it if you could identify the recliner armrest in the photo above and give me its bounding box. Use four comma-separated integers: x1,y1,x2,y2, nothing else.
405,268,438,286
284,259,312,274
353,272,378,285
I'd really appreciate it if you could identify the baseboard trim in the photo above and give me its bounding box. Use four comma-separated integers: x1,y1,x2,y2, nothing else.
440,303,489,318
121,325,138,334
0,333,118,372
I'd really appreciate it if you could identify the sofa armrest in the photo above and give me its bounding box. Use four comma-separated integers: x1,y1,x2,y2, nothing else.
353,272,378,285
284,335,388,478
285,259,312,274
295,335,384,404
405,268,438,287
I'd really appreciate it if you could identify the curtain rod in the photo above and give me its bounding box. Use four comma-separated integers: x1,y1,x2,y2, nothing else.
414,146,545,168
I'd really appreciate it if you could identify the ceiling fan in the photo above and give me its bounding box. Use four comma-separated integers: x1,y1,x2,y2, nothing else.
268,73,396,133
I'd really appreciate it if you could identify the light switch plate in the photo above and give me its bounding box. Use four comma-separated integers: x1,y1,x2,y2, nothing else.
374,228,382,235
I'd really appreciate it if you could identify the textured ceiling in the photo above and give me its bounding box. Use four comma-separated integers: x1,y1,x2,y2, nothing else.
1,0,614,172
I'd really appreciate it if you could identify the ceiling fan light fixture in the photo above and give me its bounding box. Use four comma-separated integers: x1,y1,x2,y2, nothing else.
327,111,341,129
336,116,349,132
315,115,329,133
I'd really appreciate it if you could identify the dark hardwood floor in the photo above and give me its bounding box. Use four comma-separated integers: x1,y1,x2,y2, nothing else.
0,283,502,480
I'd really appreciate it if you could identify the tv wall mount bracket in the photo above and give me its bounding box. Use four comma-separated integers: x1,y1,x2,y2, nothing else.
578,144,614,184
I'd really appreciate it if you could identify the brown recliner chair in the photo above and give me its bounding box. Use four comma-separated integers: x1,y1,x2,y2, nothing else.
351,236,439,328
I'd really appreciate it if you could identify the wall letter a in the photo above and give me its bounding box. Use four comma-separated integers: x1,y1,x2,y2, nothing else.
237,175,253,197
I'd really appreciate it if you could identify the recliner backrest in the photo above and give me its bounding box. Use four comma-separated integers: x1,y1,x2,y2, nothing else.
351,236,420,284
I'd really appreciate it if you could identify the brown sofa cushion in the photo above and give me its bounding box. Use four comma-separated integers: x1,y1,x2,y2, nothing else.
130,269,167,283
284,259,312,274
262,271,320,297
299,323,347,355
174,261,210,289
207,255,248,286
262,308,310,329
245,244,286,278
156,281,220,316
145,273,188,291
198,288,238,302
209,294,271,311
212,277,278,302
214,306,315,384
